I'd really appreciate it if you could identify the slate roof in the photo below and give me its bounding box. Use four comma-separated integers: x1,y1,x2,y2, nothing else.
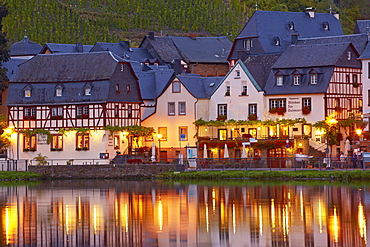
296,34,368,54
170,36,232,63
272,43,352,68
41,43,93,54
139,35,182,63
12,51,125,83
129,61,174,100
90,42,153,62
354,20,370,34
3,58,25,81
177,75,223,99
242,54,281,89
9,36,42,56
235,10,343,53
359,42,370,59
6,51,142,106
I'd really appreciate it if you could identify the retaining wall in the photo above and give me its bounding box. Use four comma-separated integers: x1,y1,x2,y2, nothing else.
29,164,180,179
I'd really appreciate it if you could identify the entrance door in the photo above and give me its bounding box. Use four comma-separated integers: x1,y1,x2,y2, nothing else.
267,148,286,168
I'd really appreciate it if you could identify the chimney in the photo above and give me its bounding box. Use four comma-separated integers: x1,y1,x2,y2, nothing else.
173,59,183,75
237,50,247,61
148,32,155,40
305,7,316,18
189,33,197,40
291,33,299,44
76,42,83,52
333,11,339,20
119,41,130,51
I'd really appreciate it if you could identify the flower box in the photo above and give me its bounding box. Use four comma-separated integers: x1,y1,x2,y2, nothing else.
24,115,36,120
224,91,230,96
216,115,227,121
302,106,311,115
241,91,247,96
248,114,257,121
116,90,121,94
76,147,88,151
269,107,286,115
51,148,62,151
24,148,36,152
77,114,89,119
51,115,63,120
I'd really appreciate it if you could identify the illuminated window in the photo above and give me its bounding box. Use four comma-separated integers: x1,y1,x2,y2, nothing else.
76,134,89,150
114,135,120,149
25,89,31,97
24,135,36,151
158,127,167,140
51,135,63,150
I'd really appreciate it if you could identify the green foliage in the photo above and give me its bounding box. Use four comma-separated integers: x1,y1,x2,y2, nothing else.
2,0,368,45
193,118,306,127
103,125,154,137
19,129,52,143
33,153,48,166
0,171,42,180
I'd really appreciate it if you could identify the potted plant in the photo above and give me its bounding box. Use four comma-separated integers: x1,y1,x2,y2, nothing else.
225,91,230,96
248,114,257,121
269,108,277,114
241,91,247,96
302,106,311,115
276,107,286,115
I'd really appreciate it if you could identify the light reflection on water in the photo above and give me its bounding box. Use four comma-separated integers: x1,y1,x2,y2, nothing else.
0,180,369,246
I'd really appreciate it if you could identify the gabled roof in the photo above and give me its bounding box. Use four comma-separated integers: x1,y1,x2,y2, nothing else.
90,42,153,62
170,36,232,63
296,34,369,54
129,61,175,100
235,10,343,54
272,43,355,69
242,54,281,89
359,42,370,59
40,43,93,54
12,51,126,82
177,74,223,99
9,36,42,56
139,35,182,63
354,20,370,34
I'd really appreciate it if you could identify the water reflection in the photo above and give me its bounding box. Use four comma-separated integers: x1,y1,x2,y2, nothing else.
0,180,369,246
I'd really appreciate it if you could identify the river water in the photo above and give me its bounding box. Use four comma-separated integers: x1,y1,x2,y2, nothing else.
0,179,368,246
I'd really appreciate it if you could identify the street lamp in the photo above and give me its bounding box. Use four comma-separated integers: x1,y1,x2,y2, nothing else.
325,116,338,166
157,133,162,162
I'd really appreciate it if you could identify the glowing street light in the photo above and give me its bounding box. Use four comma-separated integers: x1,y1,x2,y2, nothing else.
157,133,162,161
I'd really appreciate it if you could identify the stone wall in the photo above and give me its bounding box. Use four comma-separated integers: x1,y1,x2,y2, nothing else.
29,164,182,179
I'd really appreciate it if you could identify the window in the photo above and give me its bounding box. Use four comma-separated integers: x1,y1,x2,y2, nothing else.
347,99,352,111
270,99,286,109
225,85,230,96
56,88,62,97
76,134,89,150
293,75,300,85
368,90,370,106
179,127,188,141
218,129,227,140
120,63,124,72
51,107,63,119
77,106,89,118
248,128,257,138
158,127,167,140
243,39,252,51
172,81,181,93
114,105,119,117
235,70,240,78
178,102,186,115
25,89,31,97
276,76,283,86
273,37,280,46
85,87,91,96
24,135,36,151
51,135,63,151
347,51,351,61
323,22,329,30
303,98,311,107
353,74,358,85
242,85,247,95
168,102,175,115
346,74,350,83
288,22,294,30
128,105,132,118
249,104,257,115
24,107,36,120
310,74,317,84
114,135,120,149
126,84,131,93
116,84,120,93
218,104,227,116
368,62,370,79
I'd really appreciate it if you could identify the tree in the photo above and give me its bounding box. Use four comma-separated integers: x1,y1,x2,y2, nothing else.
0,2,9,92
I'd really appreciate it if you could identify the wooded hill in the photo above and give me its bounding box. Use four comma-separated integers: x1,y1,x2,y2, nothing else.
3,0,370,46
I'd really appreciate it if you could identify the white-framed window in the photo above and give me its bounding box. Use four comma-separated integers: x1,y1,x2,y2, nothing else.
172,81,181,93
235,70,240,78
218,104,227,116
270,99,286,109
303,98,311,107
56,88,62,97
293,75,300,85
76,134,89,150
276,76,283,86
178,102,186,115
25,89,31,97
310,74,317,84
242,85,247,95
85,87,91,96
51,107,63,116
249,104,257,115
347,51,351,61
51,134,63,150
274,37,280,46
243,39,252,51
120,63,124,72
288,22,294,30
168,102,175,115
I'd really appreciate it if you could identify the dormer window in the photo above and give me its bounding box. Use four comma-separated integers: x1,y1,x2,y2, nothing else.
243,39,252,51
273,37,280,46
84,83,92,96
323,22,329,31
276,76,283,86
347,51,351,61
120,63,124,72
288,22,294,31
293,75,301,85
116,84,120,94
23,85,32,98
310,74,317,84
55,84,64,97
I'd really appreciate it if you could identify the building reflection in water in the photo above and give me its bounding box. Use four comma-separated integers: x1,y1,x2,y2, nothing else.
0,181,368,246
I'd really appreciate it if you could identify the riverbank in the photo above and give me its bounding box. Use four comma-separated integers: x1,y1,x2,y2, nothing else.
0,171,42,180
157,169,370,181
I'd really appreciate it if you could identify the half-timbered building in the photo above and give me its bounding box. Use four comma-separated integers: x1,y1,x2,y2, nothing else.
5,51,142,161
